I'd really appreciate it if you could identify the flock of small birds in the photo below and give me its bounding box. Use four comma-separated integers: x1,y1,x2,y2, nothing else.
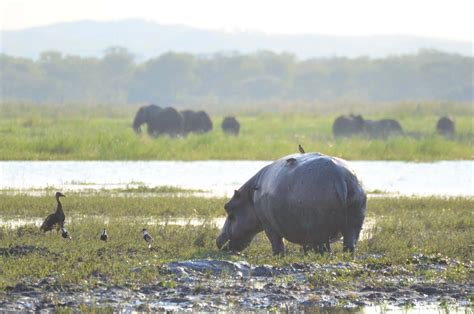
40,192,153,248
40,145,306,247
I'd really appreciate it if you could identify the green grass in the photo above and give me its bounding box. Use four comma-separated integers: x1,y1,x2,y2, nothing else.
0,102,472,161
0,192,225,218
0,193,472,291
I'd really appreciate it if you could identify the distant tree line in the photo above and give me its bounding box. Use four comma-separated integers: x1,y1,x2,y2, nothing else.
0,48,472,105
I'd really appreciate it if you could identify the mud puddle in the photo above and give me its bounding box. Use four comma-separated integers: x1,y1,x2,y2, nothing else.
1,257,471,312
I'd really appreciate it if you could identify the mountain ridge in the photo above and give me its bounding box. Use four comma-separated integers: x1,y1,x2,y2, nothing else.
1,19,472,60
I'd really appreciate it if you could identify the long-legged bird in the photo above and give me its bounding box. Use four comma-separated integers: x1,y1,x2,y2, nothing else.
142,228,153,248
40,192,66,232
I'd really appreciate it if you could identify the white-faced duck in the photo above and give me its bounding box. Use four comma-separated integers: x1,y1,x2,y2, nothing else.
40,192,66,232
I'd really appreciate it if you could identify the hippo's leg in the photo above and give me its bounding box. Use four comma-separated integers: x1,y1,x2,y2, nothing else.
302,244,314,255
315,240,331,254
324,239,331,253
302,245,309,255
264,228,284,256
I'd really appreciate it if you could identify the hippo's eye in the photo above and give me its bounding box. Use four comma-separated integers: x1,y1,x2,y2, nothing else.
228,213,235,221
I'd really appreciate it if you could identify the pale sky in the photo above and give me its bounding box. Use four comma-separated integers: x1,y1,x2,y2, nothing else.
1,0,473,41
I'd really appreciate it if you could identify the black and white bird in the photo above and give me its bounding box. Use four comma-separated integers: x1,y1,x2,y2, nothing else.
100,228,108,242
142,228,153,248
298,144,305,154
60,226,72,240
40,192,66,232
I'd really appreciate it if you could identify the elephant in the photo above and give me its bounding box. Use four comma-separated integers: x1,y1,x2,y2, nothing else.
133,104,163,135
333,115,403,138
436,117,455,136
221,116,240,135
181,110,213,135
133,105,183,137
363,119,403,138
332,115,365,137
216,152,367,255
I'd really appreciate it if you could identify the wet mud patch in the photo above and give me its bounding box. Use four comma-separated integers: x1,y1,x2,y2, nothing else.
0,245,50,257
1,256,472,311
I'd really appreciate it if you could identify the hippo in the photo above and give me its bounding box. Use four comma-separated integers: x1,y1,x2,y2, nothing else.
216,152,366,255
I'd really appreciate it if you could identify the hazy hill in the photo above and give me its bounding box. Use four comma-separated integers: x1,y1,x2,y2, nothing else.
1,19,472,60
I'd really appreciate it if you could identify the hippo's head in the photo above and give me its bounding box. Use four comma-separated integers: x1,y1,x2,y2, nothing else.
216,189,262,252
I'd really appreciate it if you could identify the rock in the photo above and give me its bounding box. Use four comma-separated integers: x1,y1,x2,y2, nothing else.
251,266,274,277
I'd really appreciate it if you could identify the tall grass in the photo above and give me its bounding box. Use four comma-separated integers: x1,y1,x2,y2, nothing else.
0,102,472,160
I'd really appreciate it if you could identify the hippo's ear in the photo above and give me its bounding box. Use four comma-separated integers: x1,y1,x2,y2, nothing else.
234,190,241,197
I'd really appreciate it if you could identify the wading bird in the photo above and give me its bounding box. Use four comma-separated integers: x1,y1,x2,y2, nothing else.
100,228,108,242
142,228,153,248
298,144,305,154
61,226,72,240
40,192,66,232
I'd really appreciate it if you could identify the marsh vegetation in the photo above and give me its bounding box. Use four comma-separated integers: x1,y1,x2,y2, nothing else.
0,102,472,161
0,191,472,310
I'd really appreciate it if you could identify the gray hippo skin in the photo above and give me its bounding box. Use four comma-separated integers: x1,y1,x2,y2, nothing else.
216,153,366,255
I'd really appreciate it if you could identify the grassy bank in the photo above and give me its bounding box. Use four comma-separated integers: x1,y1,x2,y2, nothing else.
0,192,472,291
0,103,472,161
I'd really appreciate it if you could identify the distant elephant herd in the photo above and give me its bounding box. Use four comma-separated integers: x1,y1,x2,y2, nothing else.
332,114,455,138
132,104,240,137
132,105,455,139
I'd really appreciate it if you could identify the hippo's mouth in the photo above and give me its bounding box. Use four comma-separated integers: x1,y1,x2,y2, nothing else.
216,233,230,250
217,239,230,251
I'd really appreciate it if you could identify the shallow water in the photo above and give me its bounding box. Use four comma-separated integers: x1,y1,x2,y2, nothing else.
1,160,472,196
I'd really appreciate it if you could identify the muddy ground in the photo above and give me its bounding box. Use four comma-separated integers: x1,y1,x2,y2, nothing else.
1,256,472,312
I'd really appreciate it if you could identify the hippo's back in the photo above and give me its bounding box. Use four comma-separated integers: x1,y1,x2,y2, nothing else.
253,153,363,245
